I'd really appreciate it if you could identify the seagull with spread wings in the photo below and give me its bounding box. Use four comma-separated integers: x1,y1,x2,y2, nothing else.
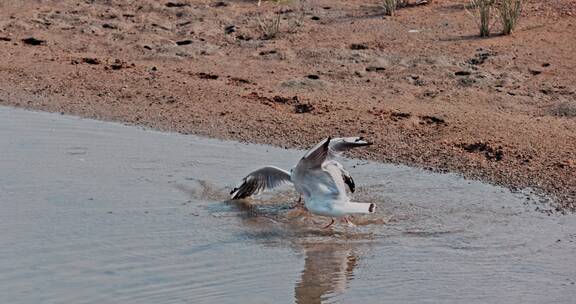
230,137,375,228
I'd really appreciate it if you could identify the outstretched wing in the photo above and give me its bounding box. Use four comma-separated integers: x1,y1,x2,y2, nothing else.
297,136,372,170
329,137,370,192
297,137,332,169
328,137,372,158
230,166,292,199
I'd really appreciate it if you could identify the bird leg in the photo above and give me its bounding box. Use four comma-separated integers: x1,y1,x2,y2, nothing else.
342,216,356,227
286,195,309,218
322,218,335,229
292,195,305,209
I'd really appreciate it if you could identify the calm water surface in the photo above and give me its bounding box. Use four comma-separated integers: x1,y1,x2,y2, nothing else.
1,107,575,304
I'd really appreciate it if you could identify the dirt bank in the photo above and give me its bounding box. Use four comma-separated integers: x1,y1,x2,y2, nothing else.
0,0,574,208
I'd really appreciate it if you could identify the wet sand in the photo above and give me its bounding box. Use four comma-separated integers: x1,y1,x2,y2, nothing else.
0,0,575,208
1,106,575,303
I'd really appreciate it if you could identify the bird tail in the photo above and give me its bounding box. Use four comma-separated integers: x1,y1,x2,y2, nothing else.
340,202,376,214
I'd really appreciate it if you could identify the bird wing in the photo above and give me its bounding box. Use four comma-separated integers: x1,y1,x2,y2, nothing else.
297,137,371,170
328,137,372,158
230,166,292,199
293,136,370,208
297,137,332,169
295,136,368,189
341,169,355,193
325,160,355,193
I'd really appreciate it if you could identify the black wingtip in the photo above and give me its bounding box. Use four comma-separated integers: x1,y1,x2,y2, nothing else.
230,185,246,200
343,175,355,193
361,139,373,146
356,136,373,146
323,136,332,150
231,191,244,200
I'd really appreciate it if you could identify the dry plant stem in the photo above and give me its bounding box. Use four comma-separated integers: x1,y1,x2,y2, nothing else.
289,1,306,32
383,0,397,16
468,0,495,37
257,12,281,39
257,0,305,39
499,0,523,35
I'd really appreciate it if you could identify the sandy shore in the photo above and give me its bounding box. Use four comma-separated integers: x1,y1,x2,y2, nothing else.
0,0,574,208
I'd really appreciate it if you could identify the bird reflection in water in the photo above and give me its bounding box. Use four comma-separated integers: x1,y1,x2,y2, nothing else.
178,181,367,303
295,242,358,304
223,198,364,303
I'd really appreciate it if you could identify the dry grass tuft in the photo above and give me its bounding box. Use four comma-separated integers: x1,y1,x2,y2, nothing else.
382,0,398,16
498,0,523,35
468,0,496,37
256,0,305,39
257,13,282,39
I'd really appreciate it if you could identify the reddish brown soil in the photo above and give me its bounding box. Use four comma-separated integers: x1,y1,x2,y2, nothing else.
0,0,574,208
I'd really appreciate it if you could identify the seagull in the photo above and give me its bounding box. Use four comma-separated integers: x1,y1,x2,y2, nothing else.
230,137,375,228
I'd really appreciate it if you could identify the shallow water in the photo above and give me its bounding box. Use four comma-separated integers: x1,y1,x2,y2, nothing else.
1,106,575,304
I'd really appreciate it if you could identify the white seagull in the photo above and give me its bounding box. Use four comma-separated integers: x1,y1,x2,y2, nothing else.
230,137,375,228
